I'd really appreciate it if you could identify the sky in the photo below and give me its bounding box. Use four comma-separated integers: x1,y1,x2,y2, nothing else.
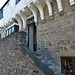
0,0,7,9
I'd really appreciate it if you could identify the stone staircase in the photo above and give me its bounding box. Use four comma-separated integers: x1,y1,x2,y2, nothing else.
18,31,63,75
34,50,57,72
33,50,64,75
20,45,55,75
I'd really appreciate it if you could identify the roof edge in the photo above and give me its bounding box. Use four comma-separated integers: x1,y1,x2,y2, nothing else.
0,0,10,11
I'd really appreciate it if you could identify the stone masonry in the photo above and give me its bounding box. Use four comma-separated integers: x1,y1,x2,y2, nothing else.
34,0,75,74
0,32,45,75
0,0,75,75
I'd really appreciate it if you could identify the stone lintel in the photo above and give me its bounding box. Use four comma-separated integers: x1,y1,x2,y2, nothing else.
58,52,75,57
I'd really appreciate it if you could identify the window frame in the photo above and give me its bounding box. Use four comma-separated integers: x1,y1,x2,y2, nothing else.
6,25,19,36
6,30,9,36
61,57,75,75
16,0,21,5
9,28,12,35
27,17,35,24
11,26,15,33
0,10,3,19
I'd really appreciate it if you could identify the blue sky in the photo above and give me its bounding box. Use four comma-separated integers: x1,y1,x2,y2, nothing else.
0,0,7,9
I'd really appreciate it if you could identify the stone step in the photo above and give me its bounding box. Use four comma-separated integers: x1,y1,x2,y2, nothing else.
34,52,42,56
43,62,54,66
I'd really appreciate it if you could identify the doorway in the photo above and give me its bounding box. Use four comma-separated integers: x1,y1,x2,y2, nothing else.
28,18,37,52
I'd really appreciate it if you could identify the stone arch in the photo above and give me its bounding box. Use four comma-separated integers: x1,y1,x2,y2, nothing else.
33,0,46,22
28,4,38,26
18,11,27,29
14,15,23,31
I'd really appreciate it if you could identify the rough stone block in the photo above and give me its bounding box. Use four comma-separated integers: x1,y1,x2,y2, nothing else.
70,4,75,11
64,46,68,51
71,45,75,49
41,41,45,47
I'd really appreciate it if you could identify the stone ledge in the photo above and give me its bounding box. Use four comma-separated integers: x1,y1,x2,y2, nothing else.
58,52,75,57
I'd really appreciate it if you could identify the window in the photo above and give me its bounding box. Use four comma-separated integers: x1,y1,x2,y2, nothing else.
33,18,35,22
0,10,3,19
9,28,11,35
12,26,14,33
6,25,19,36
61,57,75,75
28,17,35,24
6,30,8,36
16,0,20,4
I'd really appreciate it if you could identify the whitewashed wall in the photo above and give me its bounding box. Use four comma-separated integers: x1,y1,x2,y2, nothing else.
0,0,75,27
0,0,32,27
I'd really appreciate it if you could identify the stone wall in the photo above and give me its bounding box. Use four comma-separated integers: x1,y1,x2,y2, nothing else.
36,0,75,74
0,32,45,75
0,34,1,49
0,0,75,74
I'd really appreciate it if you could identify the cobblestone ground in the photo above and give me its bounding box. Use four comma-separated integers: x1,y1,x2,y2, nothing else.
0,49,45,75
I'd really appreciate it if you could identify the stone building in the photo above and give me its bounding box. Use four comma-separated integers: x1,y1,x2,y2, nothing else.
0,0,75,75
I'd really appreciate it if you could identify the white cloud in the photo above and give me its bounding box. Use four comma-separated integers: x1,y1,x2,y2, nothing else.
0,0,7,9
